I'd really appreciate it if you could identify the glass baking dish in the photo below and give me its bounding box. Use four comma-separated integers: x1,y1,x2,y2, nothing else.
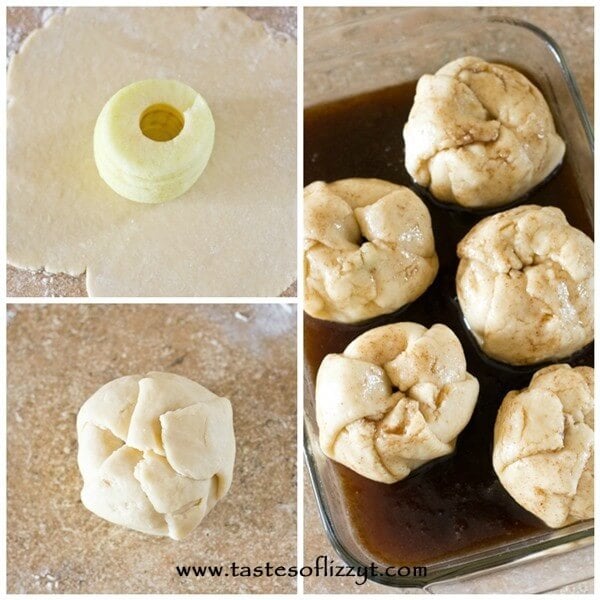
303,10,594,591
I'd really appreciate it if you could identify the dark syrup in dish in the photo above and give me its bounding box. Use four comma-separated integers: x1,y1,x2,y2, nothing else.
304,81,593,565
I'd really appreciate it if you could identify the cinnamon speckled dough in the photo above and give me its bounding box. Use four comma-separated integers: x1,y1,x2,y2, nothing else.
493,364,593,528
403,56,565,208
316,323,479,483
456,205,594,365
304,179,438,323
77,372,235,540
7,7,296,296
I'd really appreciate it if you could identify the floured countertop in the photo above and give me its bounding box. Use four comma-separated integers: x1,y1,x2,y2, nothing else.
6,6,297,298
7,304,297,593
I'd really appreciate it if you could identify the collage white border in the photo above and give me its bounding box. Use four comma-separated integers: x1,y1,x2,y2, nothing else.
2,0,598,597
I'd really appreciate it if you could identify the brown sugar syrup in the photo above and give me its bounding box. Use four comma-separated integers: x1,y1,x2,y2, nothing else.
304,81,593,565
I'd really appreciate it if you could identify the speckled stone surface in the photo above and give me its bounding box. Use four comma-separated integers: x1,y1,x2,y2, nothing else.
303,6,593,595
6,6,297,298
7,303,297,593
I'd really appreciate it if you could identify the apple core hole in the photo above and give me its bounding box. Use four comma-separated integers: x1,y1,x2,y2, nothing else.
140,103,184,141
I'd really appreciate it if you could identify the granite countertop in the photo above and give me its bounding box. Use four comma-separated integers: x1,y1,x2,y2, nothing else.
6,6,297,298
7,304,297,593
303,6,593,595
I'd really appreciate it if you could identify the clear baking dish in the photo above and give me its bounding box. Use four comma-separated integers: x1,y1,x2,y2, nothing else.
304,10,594,591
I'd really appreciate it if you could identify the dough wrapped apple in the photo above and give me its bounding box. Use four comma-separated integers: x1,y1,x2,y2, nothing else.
493,364,594,528
94,79,215,203
304,178,438,323
403,56,565,208
77,372,235,540
456,204,594,365
316,323,479,483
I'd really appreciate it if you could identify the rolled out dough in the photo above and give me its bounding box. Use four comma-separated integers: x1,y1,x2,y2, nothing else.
8,7,297,297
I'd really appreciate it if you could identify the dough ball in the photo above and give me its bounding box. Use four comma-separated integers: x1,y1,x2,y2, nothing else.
316,322,479,483
304,178,438,323
493,364,594,528
77,372,235,540
456,204,593,365
403,56,565,208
